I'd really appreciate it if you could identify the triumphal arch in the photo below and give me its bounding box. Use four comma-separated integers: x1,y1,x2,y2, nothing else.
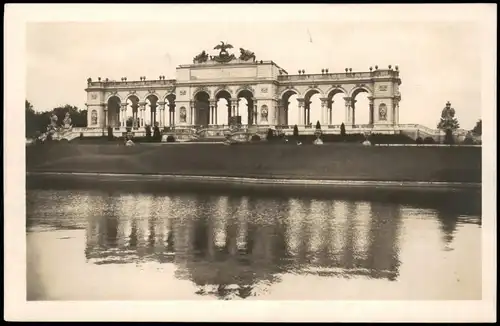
85,42,402,134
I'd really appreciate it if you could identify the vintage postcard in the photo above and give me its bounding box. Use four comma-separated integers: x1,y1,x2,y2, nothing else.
4,3,497,322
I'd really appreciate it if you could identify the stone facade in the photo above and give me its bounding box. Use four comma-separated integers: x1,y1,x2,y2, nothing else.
85,44,402,130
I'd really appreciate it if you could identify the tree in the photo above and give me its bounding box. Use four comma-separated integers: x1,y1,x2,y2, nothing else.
315,120,321,130
471,119,482,136
340,122,346,137
25,100,39,138
266,128,274,141
293,124,299,138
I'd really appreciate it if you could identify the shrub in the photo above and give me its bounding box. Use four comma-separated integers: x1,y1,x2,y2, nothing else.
423,136,435,144
145,125,152,141
316,120,321,130
153,126,161,142
266,128,274,140
340,123,346,137
462,134,474,145
415,137,423,144
166,135,175,142
293,124,299,138
251,134,261,142
107,126,114,140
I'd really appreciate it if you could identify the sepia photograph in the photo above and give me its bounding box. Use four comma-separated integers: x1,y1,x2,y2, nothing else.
4,3,497,322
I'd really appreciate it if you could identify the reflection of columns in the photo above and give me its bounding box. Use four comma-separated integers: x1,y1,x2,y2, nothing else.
139,102,146,127
120,103,127,128
368,96,374,126
297,98,305,125
344,97,352,126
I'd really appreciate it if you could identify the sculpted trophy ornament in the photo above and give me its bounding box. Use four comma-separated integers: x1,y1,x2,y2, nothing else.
239,48,256,62
193,50,209,64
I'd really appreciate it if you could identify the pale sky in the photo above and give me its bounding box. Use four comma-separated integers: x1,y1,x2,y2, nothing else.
25,5,489,129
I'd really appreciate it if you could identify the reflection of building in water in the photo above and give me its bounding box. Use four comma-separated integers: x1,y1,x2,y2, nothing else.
84,193,404,298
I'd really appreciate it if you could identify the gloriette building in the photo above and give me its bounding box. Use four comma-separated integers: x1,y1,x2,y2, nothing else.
82,42,435,139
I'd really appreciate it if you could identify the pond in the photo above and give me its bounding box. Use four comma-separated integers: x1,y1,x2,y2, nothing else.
26,188,481,300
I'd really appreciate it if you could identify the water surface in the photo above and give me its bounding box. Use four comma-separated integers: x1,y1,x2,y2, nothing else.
26,189,481,300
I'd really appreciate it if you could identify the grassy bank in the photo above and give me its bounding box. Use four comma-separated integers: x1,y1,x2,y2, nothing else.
26,142,482,183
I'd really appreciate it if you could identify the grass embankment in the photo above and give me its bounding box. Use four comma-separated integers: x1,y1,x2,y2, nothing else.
26,142,481,183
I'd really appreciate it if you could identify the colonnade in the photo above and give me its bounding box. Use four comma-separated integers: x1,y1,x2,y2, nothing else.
279,96,376,127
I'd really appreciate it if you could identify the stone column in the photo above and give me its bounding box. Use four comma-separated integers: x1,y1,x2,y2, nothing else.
253,101,258,125
190,101,195,126
344,97,353,126
320,98,328,125
231,98,238,117
329,100,333,125
277,100,284,126
157,102,166,127
297,98,305,126
121,103,128,128
139,102,146,127
103,105,108,128
210,100,217,125
367,96,374,126
393,97,400,126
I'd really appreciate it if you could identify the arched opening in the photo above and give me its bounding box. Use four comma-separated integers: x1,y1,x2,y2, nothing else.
327,89,347,126
281,90,299,127
304,89,322,128
125,95,140,129
145,94,159,127
215,90,232,127
351,88,371,127
237,90,254,126
165,94,176,127
195,91,210,127
107,96,121,128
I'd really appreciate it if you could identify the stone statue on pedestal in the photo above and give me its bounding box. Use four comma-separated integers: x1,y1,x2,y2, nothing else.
62,112,72,130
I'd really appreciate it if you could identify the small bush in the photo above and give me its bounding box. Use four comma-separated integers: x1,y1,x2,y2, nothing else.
107,126,114,140
153,126,161,142
266,128,274,141
293,125,299,138
145,125,152,141
462,135,474,145
423,137,435,144
340,123,346,137
251,135,261,142
316,120,321,130
416,137,423,144
166,135,175,142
